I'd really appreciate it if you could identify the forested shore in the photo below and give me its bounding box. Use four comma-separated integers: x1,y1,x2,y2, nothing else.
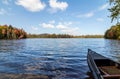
0,25,27,39
27,34,103,38
104,24,120,40
0,25,103,39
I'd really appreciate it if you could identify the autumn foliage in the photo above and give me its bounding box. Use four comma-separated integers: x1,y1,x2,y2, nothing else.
104,24,120,39
0,25,27,39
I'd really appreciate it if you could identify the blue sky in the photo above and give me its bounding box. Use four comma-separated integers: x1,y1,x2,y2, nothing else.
0,0,115,35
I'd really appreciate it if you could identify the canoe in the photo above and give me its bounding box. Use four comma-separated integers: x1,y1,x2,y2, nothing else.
87,49,120,79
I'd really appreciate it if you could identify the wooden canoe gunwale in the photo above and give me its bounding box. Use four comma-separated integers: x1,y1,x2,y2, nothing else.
87,49,104,79
87,49,120,79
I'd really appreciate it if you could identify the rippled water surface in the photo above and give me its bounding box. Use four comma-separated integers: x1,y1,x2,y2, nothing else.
0,38,120,79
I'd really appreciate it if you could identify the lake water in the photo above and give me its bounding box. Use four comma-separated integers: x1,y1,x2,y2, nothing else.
0,38,120,79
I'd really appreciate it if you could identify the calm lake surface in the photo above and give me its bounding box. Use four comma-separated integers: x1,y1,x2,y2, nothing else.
0,38,120,79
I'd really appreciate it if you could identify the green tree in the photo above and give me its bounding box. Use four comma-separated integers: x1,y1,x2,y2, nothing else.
109,0,120,22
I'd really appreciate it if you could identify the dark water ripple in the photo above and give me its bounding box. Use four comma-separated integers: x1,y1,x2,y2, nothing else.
0,38,120,79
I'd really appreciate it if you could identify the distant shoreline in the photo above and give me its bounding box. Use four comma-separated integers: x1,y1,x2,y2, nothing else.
27,34,103,38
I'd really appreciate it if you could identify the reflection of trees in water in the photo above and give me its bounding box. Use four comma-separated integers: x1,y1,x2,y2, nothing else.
104,39,120,62
0,40,26,53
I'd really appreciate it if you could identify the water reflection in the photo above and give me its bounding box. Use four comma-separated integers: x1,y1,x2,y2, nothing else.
0,39,26,53
0,74,49,79
0,38,119,79
103,39,120,62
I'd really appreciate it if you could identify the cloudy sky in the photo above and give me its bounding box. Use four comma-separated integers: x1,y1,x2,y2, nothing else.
0,0,114,35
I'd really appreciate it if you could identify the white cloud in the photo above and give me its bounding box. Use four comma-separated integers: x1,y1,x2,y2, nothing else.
40,21,80,35
99,3,109,11
76,3,109,19
15,0,46,12
85,12,94,17
56,22,80,35
0,8,7,15
61,27,80,35
49,0,68,12
41,23,55,28
40,20,56,28
31,26,38,31
97,18,104,22
77,12,94,18
56,23,68,29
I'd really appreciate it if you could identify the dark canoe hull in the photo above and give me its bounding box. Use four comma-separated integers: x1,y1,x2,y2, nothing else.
87,49,104,79
87,49,120,79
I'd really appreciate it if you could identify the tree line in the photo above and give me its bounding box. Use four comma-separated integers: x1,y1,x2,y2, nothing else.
27,33,103,38
0,24,104,39
0,25,27,39
27,34,74,38
75,35,103,38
